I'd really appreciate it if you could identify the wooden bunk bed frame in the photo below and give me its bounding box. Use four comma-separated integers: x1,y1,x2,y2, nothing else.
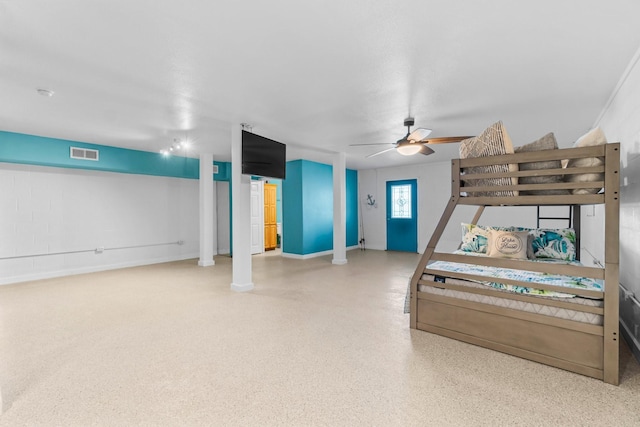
409,143,620,385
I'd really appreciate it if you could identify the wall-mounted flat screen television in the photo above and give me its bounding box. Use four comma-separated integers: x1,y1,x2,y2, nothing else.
242,130,286,179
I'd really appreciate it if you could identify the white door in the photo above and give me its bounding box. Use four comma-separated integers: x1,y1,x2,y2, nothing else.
250,180,264,254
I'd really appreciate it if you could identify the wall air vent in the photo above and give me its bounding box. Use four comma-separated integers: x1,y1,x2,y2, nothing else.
70,147,99,161
213,165,219,174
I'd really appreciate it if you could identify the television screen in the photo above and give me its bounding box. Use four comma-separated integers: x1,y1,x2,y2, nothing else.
242,130,286,179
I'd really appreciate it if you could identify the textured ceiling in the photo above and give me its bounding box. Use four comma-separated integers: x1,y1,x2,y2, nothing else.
2,1,640,170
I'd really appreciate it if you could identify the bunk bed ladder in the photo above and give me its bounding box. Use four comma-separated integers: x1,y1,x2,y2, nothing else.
536,205,571,228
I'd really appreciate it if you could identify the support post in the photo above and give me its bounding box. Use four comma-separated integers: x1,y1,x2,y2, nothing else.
231,125,254,291
332,152,347,265
198,152,215,267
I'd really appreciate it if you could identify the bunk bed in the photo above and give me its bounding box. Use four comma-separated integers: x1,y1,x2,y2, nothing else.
409,139,620,385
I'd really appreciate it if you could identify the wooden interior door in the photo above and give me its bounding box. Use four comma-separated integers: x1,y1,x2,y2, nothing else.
264,183,277,250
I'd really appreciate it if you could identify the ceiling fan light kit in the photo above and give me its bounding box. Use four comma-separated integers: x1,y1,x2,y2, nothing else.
396,140,422,155
351,116,471,158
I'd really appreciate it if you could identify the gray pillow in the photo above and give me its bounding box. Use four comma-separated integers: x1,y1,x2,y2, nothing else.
515,132,569,195
459,121,518,197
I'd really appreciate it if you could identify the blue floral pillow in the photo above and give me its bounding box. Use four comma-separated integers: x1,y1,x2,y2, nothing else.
513,227,577,261
460,223,513,253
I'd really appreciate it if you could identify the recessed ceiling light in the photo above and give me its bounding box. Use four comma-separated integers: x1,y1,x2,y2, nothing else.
36,88,55,97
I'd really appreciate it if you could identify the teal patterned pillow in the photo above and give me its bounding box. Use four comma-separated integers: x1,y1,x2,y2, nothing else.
513,227,577,261
460,223,513,253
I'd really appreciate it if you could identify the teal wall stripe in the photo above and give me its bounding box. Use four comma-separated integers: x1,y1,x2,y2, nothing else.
0,131,199,179
214,161,230,181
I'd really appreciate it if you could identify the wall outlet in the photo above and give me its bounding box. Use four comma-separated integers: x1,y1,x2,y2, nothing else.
95,247,104,254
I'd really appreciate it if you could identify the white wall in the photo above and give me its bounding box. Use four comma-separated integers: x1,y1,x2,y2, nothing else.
0,163,199,285
358,161,538,254
590,45,640,356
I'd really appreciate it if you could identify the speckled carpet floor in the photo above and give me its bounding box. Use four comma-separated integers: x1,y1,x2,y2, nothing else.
1,249,639,426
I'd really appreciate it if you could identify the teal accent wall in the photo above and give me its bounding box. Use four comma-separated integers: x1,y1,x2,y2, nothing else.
302,161,334,254
0,131,199,179
283,161,304,254
346,169,358,247
282,159,358,255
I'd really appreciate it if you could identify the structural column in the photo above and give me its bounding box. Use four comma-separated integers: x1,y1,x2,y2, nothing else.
231,125,254,291
198,152,215,267
332,152,347,265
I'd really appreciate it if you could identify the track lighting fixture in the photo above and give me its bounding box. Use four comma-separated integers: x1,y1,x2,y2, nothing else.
160,138,190,156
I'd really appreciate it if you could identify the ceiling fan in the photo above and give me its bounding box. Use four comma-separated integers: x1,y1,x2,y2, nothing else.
351,117,473,158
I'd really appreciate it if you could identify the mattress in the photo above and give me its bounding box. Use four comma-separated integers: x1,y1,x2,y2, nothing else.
419,254,604,325
427,251,603,298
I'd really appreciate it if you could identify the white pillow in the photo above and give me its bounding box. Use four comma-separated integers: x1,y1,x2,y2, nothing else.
486,230,529,260
564,127,607,194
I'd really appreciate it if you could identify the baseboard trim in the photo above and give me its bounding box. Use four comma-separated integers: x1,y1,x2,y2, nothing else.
361,245,385,251
231,282,254,292
0,252,199,286
282,250,332,260
282,245,359,260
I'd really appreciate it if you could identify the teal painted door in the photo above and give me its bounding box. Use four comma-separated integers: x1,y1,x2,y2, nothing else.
386,179,417,252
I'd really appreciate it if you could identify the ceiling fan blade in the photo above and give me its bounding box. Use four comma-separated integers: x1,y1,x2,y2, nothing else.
423,136,474,144
366,147,396,158
407,128,432,142
418,144,435,156
349,143,395,147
